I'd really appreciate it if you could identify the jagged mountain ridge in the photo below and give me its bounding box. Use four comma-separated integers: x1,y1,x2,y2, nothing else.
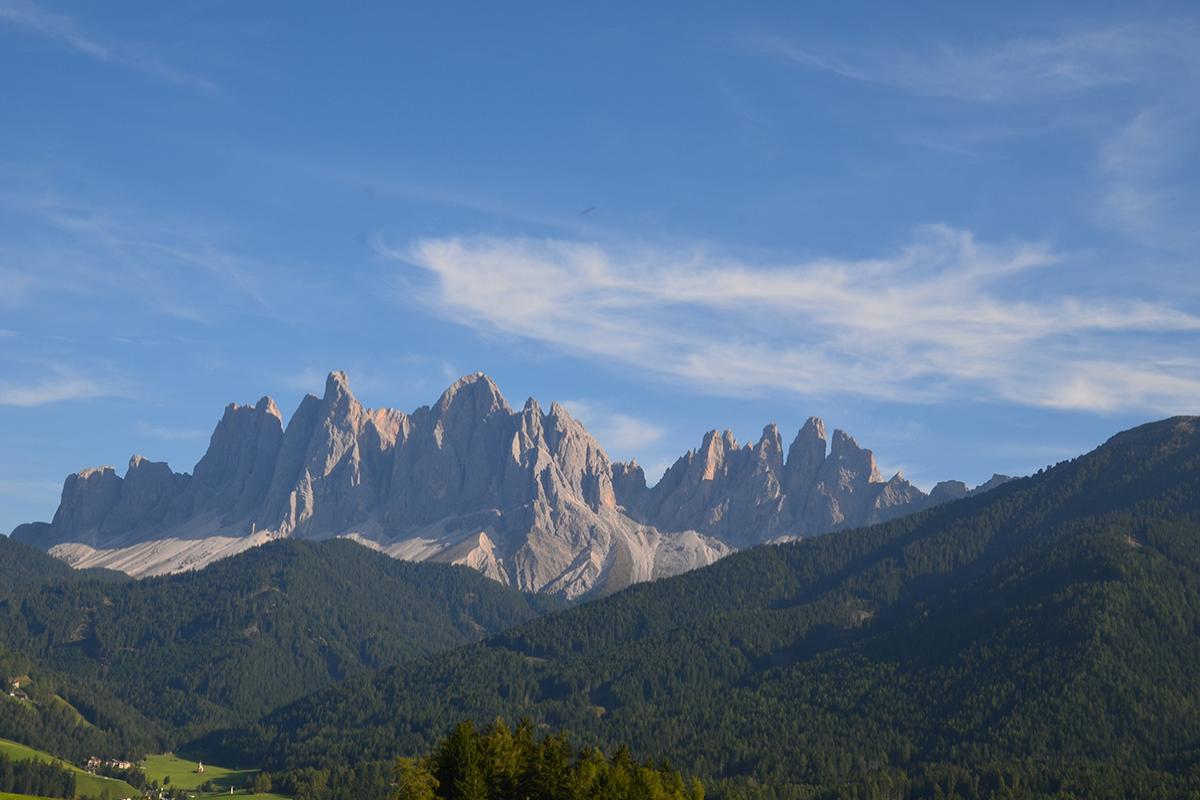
613,417,1006,548
213,415,1200,797
12,372,1006,598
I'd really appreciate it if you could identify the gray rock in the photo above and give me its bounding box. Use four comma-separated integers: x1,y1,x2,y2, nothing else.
102,456,187,542
969,474,1014,496
15,372,991,599
48,466,122,547
929,480,970,504
616,419,937,544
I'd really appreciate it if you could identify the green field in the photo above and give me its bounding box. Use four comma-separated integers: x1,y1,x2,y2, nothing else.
0,792,62,800
138,754,289,799
0,739,139,799
140,753,253,791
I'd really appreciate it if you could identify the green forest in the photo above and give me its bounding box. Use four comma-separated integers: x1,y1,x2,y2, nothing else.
206,418,1200,798
0,751,76,799
0,537,554,758
0,417,1198,798
392,719,704,800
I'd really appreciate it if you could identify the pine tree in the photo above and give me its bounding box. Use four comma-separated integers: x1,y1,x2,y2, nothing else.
394,757,438,800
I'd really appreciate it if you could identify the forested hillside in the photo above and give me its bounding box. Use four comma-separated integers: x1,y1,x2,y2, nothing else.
0,538,156,761
0,538,554,751
214,417,1200,798
0,536,127,599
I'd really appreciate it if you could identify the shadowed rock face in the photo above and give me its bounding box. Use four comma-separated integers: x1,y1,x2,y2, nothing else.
12,372,1007,598
609,418,964,547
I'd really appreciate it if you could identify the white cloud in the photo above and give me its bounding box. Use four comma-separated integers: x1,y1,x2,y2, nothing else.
742,23,1198,102
0,191,289,322
559,400,665,456
383,226,1200,415
1095,108,1199,250
0,0,217,93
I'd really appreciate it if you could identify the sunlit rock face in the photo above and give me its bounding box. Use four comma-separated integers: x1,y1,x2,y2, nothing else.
14,372,1006,599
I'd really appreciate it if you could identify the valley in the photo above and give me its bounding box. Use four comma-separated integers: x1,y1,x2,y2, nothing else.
3,3,1195,796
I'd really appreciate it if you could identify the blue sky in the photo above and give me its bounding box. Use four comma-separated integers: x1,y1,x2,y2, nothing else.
2,1,1199,533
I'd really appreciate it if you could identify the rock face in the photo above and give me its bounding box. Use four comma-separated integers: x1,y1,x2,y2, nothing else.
12,372,1008,599
609,417,966,547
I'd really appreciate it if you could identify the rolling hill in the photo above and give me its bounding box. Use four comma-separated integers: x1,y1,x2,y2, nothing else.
0,537,553,750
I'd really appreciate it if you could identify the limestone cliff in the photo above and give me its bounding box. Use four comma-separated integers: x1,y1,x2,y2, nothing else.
13,372,1006,598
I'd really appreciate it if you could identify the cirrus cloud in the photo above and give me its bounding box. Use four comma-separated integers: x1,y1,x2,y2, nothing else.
740,22,1200,103
380,225,1200,415
0,373,109,406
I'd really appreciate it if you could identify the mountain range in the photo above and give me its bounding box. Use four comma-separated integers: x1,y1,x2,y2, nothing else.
206,415,1200,798
0,411,1196,798
11,371,1007,598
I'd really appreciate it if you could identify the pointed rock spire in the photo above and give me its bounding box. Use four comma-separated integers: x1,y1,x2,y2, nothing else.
829,429,883,483
754,423,784,474
436,372,510,418
19,368,964,599
191,392,286,522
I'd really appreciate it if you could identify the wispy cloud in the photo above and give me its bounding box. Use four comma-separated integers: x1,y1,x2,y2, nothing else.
741,23,1198,102
383,226,1200,415
0,370,111,406
559,399,665,456
1095,108,1198,249
307,163,603,237
0,0,217,93
0,191,285,321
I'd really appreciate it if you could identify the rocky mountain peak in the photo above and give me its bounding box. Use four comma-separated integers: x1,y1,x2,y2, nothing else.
973,474,1015,494
256,395,282,419
320,370,365,422
611,460,648,510
325,369,351,393
754,424,785,472
828,429,883,483
436,371,510,418
798,416,827,443
126,454,170,477
14,371,1000,599
78,465,118,480
48,465,121,545
695,429,736,481
784,417,827,497
930,480,969,503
